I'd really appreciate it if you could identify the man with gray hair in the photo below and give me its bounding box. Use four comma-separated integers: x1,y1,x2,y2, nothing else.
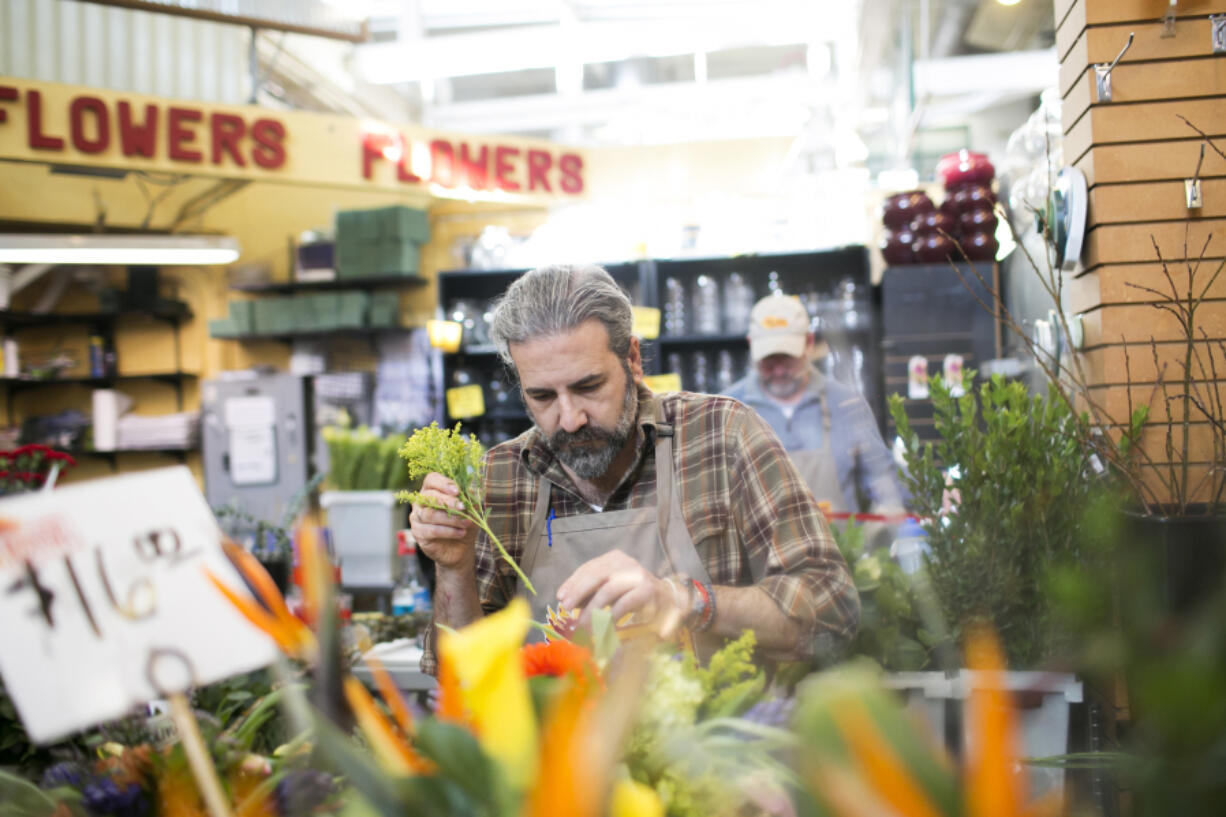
410,263,858,671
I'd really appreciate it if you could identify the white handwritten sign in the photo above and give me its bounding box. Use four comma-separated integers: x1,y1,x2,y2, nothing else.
0,466,279,744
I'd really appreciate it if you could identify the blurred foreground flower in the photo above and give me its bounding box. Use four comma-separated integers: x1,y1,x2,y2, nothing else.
792,626,1061,817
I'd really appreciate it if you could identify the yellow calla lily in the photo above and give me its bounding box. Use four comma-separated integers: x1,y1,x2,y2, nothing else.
610,778,664,817
438,597,538,789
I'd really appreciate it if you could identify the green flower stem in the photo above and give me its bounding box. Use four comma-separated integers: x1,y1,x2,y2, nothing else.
414,490,537,596
461,500,537,597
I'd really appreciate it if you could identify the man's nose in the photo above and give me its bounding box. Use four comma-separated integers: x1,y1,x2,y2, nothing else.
557,395,587,432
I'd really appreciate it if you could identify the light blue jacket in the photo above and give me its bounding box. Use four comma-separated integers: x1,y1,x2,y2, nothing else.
724,367,905,513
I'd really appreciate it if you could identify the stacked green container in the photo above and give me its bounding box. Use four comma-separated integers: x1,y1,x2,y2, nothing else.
335,205,429,279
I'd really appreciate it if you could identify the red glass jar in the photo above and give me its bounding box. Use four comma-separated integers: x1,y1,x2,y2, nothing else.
881,229,918,265
910,210,956,236
882,190,935,231
951,184,996,214
959,206,997,234
912,232,956,263
961,230,999,262
937,150,995,189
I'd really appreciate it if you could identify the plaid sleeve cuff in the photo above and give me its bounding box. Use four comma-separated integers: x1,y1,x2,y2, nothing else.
755,570,860,663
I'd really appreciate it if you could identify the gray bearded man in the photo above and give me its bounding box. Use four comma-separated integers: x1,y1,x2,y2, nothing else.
410,263,859,673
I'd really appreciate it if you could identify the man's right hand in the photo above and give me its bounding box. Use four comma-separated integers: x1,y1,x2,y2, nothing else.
408,472,478,572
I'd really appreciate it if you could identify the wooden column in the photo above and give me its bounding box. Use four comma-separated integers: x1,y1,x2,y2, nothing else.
1057,0,1226,505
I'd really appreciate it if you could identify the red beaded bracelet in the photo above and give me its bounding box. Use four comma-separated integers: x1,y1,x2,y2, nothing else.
690,579,715,632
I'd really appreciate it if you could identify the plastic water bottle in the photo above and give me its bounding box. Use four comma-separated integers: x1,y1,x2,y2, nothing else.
890,519,931,575
393,530,430,615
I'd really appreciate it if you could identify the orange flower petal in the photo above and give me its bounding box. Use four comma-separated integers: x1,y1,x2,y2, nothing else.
296,525,329,627
832,701,946,817
523,679,601,817
204,570,301,656
964,627,1024,817
364,652,416,738
435,646,470,728
221,539,295,623
343,677,433,774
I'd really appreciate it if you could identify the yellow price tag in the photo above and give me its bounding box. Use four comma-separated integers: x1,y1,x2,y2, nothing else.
643,373,682,393
631,306,661,340
427,319,464,353
446,384,486,419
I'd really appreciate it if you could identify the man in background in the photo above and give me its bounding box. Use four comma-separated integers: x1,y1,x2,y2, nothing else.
724,293,905,539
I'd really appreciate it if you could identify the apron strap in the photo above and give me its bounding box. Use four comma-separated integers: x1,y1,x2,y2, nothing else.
654,421,675,554
522,475,553,579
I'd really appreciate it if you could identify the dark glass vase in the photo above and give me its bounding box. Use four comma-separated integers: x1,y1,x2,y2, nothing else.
1124,508,1226,614
257,556,291,596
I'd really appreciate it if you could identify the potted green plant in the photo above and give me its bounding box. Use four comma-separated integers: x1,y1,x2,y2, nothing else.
888,373,1100,798
319,425,416,588
890,373,1102,668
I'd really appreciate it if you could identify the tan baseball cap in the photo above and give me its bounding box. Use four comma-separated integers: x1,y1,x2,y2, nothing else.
748,293,810,362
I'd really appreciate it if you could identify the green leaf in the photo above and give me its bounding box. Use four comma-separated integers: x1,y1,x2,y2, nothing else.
310,714,405,817
414,719,516,816
0,769,80,817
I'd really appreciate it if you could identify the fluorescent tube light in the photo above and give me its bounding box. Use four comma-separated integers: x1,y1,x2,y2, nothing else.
0,235,240,265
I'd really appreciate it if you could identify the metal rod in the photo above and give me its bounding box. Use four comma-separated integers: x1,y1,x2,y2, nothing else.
249,26,259,105
77,0,367,43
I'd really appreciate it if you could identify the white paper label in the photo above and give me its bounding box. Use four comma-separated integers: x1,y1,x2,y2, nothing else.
907,356,930,400
228,426,277,485
0,467,278,744
224,396,276,428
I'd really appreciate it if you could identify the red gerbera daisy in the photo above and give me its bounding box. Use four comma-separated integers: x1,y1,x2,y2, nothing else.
521,639,596,679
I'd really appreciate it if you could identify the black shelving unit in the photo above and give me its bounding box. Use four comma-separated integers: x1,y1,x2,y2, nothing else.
651,247,885,430
435,249,888,440
1,302,198,461
881,261,1001,444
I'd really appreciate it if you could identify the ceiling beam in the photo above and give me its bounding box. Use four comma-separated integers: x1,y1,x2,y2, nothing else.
356,15,833,83
912,48,1058,98
421,71,834,142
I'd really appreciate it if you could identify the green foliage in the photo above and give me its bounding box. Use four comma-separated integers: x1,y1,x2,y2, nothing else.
398,422,534,595
1048,500,1226,817
323,425,415,493
696,631,766,719
829,522,933,671
0,769,81,817
889,373,1101,667
625,634,776,817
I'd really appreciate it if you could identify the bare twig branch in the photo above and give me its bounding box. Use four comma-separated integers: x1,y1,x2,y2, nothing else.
1179,115,1226,163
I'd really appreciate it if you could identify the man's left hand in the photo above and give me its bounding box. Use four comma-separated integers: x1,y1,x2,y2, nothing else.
556,550,679,630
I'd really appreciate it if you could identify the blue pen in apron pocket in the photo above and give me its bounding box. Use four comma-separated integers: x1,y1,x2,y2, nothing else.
546,508,556,547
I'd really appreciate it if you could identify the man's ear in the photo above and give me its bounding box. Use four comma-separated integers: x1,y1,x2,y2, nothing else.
628,336,644,382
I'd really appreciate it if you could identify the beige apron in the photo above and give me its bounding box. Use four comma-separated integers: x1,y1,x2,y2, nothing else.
788,391,894,550
518,415,723,660
785,390,848,515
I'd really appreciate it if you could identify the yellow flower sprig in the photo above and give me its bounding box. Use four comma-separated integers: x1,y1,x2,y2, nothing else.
398,422,536,595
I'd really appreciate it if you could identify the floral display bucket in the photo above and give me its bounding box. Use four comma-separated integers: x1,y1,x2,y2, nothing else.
320,490,403,587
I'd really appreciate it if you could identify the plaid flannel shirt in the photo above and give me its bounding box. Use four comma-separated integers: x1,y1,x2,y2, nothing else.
419,386,859,675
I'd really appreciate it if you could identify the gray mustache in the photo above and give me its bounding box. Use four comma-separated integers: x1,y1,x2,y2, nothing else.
550,426,614,449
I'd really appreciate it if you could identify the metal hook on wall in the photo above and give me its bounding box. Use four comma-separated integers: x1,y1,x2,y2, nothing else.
1186,144,1206,210
1162,0,1178,38
1211,14,1226,54
1095,32,1134,102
